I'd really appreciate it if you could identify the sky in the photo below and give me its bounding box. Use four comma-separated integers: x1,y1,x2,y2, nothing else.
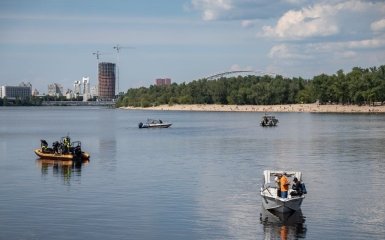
0,0,385,94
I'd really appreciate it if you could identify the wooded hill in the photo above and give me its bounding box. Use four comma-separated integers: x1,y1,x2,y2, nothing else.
116,65,385,108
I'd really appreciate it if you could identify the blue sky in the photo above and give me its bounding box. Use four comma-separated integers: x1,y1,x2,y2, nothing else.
1,0,385,94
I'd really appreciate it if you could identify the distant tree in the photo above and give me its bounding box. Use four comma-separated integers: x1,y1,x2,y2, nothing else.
114,65,385,108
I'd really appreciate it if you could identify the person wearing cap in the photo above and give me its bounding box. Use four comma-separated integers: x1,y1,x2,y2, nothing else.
290,177,303,196
280,172,290,198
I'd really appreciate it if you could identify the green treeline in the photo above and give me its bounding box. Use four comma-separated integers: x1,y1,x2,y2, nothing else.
116,65,385,107
0,96,43,106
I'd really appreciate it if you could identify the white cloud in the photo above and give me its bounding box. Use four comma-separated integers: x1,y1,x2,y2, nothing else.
268,44,311,59
241,20,255,28
189,0,309,21
371,18,385,32
190,0,232,21
262,6,339,39
261,0,385,40
268,34,385,61
346,35,385,49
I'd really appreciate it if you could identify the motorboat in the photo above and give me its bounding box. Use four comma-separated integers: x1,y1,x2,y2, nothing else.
260,115,279,127
34,137,90,161
260,170,306,213
138,119,172,128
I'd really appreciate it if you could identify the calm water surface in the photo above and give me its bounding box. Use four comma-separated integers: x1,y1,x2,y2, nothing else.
0,107,384,240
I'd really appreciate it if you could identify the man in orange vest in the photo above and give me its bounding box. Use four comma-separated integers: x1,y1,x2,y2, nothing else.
280,172,290,198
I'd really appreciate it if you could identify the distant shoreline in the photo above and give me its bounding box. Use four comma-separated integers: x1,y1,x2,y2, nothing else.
120,103,385,113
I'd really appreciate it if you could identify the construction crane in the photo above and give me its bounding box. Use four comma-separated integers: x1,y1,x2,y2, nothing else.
92,50,112,62
92,51,101,62
113,44,134,96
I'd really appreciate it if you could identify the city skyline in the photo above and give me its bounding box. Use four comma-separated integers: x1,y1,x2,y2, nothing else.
1,0,385,93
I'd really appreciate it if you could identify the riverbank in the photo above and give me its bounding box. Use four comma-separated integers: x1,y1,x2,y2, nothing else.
121,103,385,113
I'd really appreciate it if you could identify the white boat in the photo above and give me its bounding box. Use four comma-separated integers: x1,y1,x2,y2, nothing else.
260,170,306,213
260,115,278,127
138,119,172,128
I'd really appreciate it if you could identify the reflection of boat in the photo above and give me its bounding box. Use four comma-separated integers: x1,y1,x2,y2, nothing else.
36,159,89,184
260,207,305,225
138,119,172,128
260,170,306,213
37,159,90,167
260,207,307,239
34,137,90,161
260,114,278,127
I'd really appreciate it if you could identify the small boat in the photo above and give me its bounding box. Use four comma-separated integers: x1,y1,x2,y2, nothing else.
138,119,172,128
260,115,279,127
34,137,90,161
260,170,306,213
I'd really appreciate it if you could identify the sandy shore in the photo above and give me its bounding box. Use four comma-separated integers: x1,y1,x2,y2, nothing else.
121,103,385,113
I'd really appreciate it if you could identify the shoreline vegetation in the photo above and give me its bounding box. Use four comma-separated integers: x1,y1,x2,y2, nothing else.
120,103,385,113
116,66,385,111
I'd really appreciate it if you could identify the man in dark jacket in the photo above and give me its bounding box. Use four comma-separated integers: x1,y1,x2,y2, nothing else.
290,177,303,196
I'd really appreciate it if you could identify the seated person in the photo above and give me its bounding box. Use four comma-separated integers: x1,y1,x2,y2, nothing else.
290,177,303,196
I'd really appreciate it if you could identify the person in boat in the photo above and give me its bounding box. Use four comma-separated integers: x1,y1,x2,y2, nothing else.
52,141,59,153
275,175,282,197
62,136,71,154
290,177,303,196
280,172,290,198
41,140,49,153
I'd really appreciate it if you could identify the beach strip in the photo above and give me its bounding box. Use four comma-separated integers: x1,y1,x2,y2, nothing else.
121,103,385,113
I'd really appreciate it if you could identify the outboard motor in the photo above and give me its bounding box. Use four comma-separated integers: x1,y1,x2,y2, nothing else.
138,122,143,128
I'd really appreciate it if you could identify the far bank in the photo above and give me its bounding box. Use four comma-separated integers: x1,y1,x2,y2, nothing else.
121,103,385,113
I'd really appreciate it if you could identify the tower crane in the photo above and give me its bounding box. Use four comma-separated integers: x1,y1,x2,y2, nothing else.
113,44,134,96
92,51,112,62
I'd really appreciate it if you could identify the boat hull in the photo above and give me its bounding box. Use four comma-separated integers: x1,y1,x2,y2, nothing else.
34,149,90,161
140,123,172,128
261,188,304,213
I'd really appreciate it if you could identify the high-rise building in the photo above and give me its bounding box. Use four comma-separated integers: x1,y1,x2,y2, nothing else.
82,76,91,101
48,83,64,97
82,77,90,95
74,81,81,96
98,62,116,100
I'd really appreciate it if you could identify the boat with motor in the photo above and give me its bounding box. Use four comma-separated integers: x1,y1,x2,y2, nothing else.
138,119,172,128
34,136,90,161
260,115,279,127
260,170,307,213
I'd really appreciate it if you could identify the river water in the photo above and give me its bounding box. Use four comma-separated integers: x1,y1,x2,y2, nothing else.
0,107,384,240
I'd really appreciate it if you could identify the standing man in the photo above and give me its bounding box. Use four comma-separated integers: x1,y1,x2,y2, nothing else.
275,175,282,197
280,172,290,198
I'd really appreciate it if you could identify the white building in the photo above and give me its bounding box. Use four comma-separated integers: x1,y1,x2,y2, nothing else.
74,80,81,96
1,84,32,99
91,85,98,98
48,83,64,97
82,77,91,101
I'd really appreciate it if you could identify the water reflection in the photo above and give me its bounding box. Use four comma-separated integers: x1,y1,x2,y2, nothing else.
36,159,89,185
260,207,307,240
